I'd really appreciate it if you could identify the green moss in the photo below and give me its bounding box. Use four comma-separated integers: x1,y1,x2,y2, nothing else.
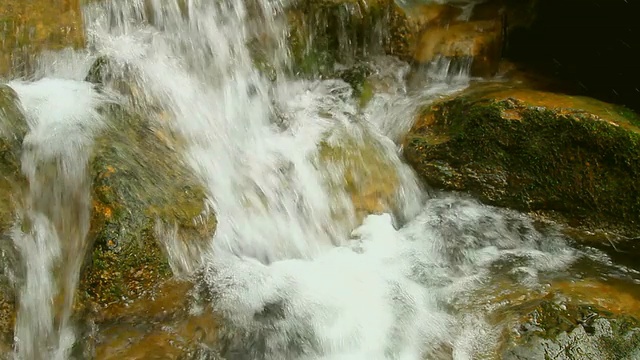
405,96,640,236
359,81,374,108
0,84,26,350
285,0,409,78
0,84,25,244
80,104,215,308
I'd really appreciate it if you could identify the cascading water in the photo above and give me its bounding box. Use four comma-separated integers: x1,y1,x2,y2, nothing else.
2,0,639,359
7,79,113,359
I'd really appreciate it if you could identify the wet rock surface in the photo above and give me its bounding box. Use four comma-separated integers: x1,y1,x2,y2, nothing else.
1,69,217,354
0,0,85,76
0,84,26,355
404,82,640,240
78,102,216,314
0,85,27,229
501,299,640,360
89,281,220,360
285,0,413,77
317,129,403,222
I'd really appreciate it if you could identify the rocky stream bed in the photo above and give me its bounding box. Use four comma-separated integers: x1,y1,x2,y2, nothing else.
1,0,640,359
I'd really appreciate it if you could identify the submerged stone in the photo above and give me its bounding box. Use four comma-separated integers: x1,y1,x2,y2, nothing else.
316,127,404,224
501,299,640,360
89,280,220,359
404,83,640,240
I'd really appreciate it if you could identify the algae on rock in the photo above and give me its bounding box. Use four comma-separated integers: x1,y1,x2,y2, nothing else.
0,85,27,233
404,85,640,239
285,0,412,77
0,84,27,351
79,103,216,313
0,0,85,76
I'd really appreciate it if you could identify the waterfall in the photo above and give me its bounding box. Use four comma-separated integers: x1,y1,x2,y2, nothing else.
0,0,606,359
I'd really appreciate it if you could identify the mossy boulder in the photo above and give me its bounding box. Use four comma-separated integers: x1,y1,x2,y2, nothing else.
501,299,640,359
404,84,640,240
78,103,215,316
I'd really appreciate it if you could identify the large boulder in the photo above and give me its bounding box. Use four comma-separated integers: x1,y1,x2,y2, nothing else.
75,56,216,318
404,83,640,240
0,75,217,353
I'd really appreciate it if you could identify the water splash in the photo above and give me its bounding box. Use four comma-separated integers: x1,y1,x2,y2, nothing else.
195,195,578,358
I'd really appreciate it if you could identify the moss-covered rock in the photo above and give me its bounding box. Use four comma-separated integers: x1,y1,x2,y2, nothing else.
0,84,26,231
0,84,27,351
404,84,640,239
501,299,640,359
285,0,412,77
78,103,215,315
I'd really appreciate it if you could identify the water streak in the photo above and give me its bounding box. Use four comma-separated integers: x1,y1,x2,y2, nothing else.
8,79,112,359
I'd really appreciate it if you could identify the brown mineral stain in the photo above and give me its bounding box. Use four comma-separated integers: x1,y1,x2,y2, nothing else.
552,279,640,316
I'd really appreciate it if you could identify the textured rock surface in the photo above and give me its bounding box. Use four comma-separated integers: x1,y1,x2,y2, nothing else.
404,83,640,239
0,0,84,76
78,104,216,314
502,299,640,360
0,84,26,354
286,0,413,76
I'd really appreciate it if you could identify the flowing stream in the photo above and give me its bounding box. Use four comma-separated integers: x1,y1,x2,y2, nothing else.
2,0,639,359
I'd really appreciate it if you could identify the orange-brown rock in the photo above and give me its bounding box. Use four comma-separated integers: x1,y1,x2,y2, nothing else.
90,280,220,359
0,0,84,76
413,19,503,76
